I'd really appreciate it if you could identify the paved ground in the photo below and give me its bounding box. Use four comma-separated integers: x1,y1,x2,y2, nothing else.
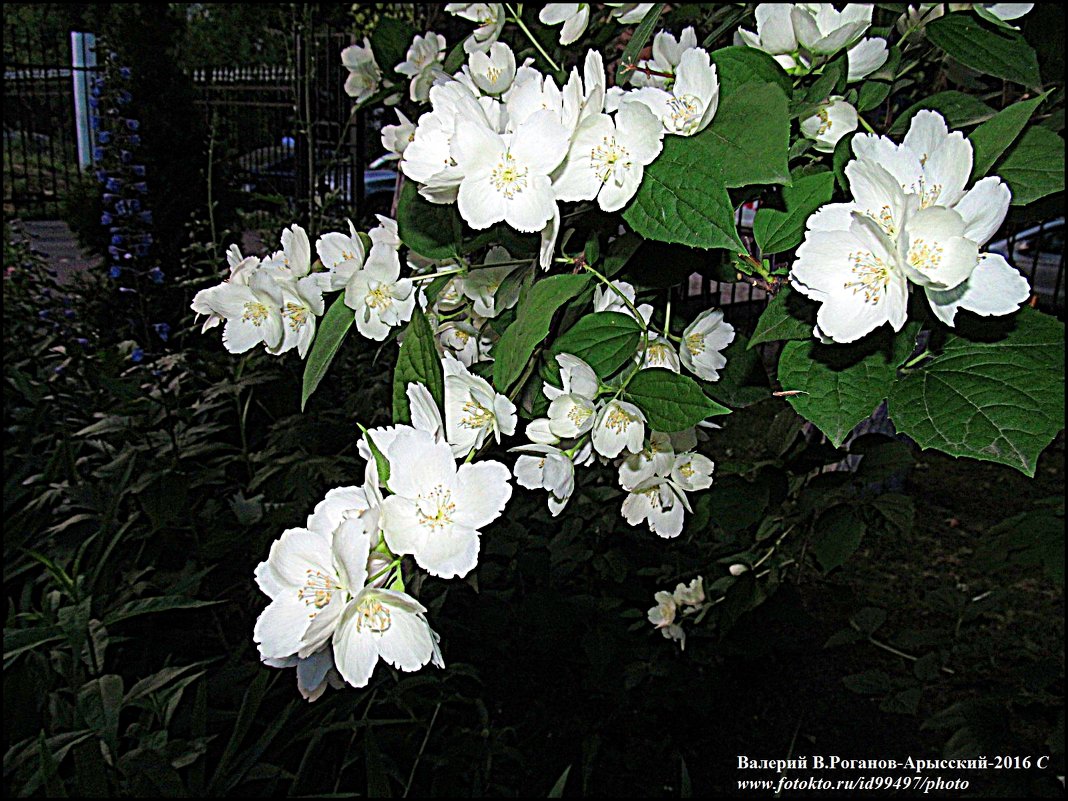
13,219,99,284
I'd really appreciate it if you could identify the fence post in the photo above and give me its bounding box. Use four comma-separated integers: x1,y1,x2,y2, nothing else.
71,31,97,171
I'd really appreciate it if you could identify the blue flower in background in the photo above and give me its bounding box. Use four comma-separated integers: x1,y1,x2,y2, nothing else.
132,182,148,194
148,267,165,284
128,134,141,146
106,177,123,192
131,347,144,363
108,245,123,259
109,265,121,278
89,96,100,109
101,212,113,225
76,337,90,347
120,150,132,163
95,170,109,184
125,119,140,131
90,115,101,130
97,130,111,144
119,66,131,79
117,90,132,105
153,322,170,342
110,234,125,246
132,165,145,176
63,309,76,319
38,310,50,320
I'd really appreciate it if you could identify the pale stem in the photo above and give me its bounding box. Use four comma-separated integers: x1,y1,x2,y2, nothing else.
504,3,562,75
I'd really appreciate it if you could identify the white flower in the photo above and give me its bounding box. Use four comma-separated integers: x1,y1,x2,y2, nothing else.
344,244,416,340
276,275,325,358
438,321,483,366
629,26,699,88
924,251,1031,325
469,41,516,95
640,333,681,372
624,478,685,537
552,101,663,212
736,4,801,68
670,452,715,492
593,280,653,324
673,576,705,607
791,3,873,56
262,647,344,702
209,271,285,354
975,3,1034,27
592,399,646,458
846,37,889,81
618,431,675,489
458,247,521,317
369,216,401,250
453,111,569,232
317,220,366,291
277,223,312,277
680,309,735,381
447,3,506,53
801,97,858,153
512,443,576,515
628,48,720,136
647,590,677,628
544,353,600,401
379,429,512,578
548,394,598,439
791,206,909,344
443,356,518,456
342,39,382,104
396,32,447,103
381,110,417,160
539,4,591,45
609,3,656,24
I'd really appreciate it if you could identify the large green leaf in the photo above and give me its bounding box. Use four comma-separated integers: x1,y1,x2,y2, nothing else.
625,368,730,432
623,81,789,250
710,46,792,95
392,307,444,424
889,91,995,136
550,311,642,379
369,16,417,81
777,326,917,447
996,126,1066,206
748,286,817,348
813,505,866,573
301,293,353,411
616,3,664,84
926,13,1041,87
753,171,835,255
493,274,590,392
968,95,1047,180
396,179,462,260
888,309,1065,476
703,334,771,408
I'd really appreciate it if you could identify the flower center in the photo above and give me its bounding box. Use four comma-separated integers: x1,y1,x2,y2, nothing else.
284,302,308,330
297,569,339,614
461,399,495,430
647,340,673,366
590,135,632,183
678,461,695,478
845,250,892,303
605,405,636,433
815,108,831,136
685,332,705,357
864,204,897,237
667,94,702,134
242,301,269,326
366,283,394,311
907,237,945,274
417,484,456,531
353,597,392,633
567,402,593,426
491,153,528,198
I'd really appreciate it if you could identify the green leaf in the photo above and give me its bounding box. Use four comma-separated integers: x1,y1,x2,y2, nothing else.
370,16,417,81
493,275,590,392
997,126,1066,206
813,506,866,573
833,130,856,192
616,3,664,84
625,368,730,432
974,499,1064,585
968,95,1047,179
551,312,642,379
397,179,461,260
748,286,817,347
888,308,1066,476
857,80,891,113
753,172,835,255
699,82,791,188
392,307,445,424
889,91,995,136
301,294,353,411
703,334,771,408
547,765,572,798
926,13,1041,87
805,57,846,103
778,326,916,447
710,46,792,95
103,597,222,626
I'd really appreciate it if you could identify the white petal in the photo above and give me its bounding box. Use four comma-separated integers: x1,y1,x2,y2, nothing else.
953,176,1011,247
452,460,513,529
376,605,435,671
925,252,1031,325
332,605,380,688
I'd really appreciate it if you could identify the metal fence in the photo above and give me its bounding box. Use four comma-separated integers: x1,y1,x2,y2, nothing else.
3,25,96,218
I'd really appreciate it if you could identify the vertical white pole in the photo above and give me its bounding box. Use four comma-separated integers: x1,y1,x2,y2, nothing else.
71,31,97,170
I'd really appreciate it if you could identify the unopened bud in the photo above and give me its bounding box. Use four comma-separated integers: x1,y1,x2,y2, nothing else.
728,564,749,576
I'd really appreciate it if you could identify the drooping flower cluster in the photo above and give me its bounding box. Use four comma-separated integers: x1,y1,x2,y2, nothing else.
791,111,1031,343
647,576,707,648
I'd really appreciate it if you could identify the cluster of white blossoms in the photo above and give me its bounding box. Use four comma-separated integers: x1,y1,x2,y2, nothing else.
647,576,706,648
539,3,657,45
791,110,1031,343
390,23,719,267
256,380,513,698
510,280,731,537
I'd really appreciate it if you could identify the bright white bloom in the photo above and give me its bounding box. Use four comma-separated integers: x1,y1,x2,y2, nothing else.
681,309,735,381
277,275,325,358
544,353,600,402
447,3,506,53
629,26,699,88
624,478,685,537
801,96,858,153
454,110,569,232
317,220,366,291
736,4,802,70
593,280,653,324
592,399,646,458
369,216,401,250
641,333,681,372
628,48,720,136
791,3,873,56
526,419,559,446
190,247,258,333
210,272,285,354
609,3,656,24
379,429,512,578
539,4,591,45
512,443,576,515
548,393,598,439
443,356,518,456
924,252,1031,325
277,224,312,277
847,37,889,81
673,576,705,607
396,32,447,102
553,101,663,212
670,452,715,493
647,590,677,628
381,110,417,160
345,244,416,340
618,431,675,489
342,39,382,104
975,3,1034,27
469,42,516,95
438,320,485,366
459,247,522,317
